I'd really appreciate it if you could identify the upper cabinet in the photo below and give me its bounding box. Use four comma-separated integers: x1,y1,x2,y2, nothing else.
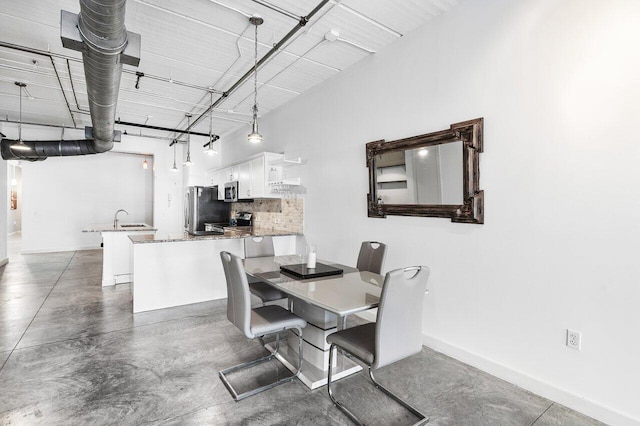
208,152,299,200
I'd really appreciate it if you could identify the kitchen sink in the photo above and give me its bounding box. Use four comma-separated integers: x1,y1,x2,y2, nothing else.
119,224,147,228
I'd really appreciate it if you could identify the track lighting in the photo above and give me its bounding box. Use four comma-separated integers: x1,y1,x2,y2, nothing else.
183,113,193,167
205,92,218,155
171,140,178,172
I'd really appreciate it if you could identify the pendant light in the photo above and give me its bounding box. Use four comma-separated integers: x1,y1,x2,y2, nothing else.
204,92,218,156
183,113,193,167
12,82,32,151
248,16,263,144
170,140,178,172
142,155,149,169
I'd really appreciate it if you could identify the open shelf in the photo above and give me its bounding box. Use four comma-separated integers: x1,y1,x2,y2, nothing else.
268,177,301,186
269,157,304,167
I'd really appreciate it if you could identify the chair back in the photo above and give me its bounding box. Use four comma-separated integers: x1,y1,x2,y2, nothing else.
373,266,430,369
244,236,275,258
220,251,252,338
356,241,387,274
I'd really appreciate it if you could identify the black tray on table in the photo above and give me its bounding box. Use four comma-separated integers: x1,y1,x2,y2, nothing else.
279,263,343,279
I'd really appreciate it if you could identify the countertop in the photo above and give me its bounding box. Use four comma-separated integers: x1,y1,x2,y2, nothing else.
129,226,300,244
83,223,157,232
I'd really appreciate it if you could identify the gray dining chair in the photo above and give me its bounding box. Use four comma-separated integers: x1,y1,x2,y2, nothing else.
244,236,288,304
356,241,387,274
326,265,430,425
218,251,306,401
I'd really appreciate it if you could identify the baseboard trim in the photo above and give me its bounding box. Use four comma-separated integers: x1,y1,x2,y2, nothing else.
0,258,8,267
422,334,639,426
21,246,102,255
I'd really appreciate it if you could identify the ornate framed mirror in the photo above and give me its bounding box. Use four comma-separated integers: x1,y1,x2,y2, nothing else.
366,118,483,224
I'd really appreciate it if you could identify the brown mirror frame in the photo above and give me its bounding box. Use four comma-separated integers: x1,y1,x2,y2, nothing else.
366,118,484,224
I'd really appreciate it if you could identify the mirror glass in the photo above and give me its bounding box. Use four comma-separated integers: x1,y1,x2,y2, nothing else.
375,141,463,205
366,118,483,223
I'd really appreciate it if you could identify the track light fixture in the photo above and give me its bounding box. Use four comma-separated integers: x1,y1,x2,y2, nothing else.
248,16,264,144
183,113,193,167
171,140,178,172
205,92,219,155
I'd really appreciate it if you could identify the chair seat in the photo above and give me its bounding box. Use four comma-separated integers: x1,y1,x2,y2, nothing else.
250,305,307,337
249,280,288,302
326,322,376,365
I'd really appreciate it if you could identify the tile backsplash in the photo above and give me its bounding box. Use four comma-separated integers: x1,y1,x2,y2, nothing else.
232,198,303,233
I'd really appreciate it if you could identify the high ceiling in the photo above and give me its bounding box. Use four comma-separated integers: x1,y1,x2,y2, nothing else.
0,0,458,141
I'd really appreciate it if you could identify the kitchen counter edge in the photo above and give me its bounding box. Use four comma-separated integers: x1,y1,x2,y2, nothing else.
129,228,301,244
83,224,157,232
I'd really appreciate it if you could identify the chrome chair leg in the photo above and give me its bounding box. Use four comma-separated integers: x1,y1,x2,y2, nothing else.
274,332,280,355
368,369,428,424
327,344,364,426
219,328,304,401
327,344,429,425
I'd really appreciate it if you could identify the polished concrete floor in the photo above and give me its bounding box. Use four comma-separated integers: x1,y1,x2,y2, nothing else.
0,234,605,425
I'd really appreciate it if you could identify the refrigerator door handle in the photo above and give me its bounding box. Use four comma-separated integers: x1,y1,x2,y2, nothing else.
184,192,190,230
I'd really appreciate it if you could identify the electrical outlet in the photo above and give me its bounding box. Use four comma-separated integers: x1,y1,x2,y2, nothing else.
566,329,581,350
274,217,280,224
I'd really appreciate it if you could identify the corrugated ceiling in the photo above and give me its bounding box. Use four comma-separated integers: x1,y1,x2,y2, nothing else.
0,0,458,141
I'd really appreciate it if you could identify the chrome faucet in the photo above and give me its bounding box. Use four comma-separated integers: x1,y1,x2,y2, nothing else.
114,209,129,228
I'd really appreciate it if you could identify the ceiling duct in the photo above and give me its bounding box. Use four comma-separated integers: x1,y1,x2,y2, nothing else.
1,0,140,161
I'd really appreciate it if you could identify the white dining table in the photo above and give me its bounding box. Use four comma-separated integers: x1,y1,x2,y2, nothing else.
243,255,384,389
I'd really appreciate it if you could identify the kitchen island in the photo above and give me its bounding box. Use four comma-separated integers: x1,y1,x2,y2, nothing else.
129,227,304,313
83,223,157,287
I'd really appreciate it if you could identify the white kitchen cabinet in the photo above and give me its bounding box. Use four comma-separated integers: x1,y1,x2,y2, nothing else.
223,166,239,182
206,170,225,199
250,156,265,198
205,170,216,187
238,161,252,198
208,152,298,200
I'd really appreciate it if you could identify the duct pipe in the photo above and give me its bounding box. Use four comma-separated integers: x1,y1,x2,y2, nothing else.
1,0,140,161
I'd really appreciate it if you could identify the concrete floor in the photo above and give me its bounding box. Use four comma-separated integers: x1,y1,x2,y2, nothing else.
0,236,605,425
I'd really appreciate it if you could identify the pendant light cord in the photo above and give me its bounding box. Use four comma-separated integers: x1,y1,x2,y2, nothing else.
209,92,214,139
253,23,259,117
18,84,23,141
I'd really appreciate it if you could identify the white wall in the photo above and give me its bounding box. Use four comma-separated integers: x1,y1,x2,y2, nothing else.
219,1,640,424
2,124,185,252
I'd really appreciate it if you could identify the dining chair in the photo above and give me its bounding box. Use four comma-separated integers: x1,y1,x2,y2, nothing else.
218,251,306,401
244,236,288,304
326,265,430,425
356,241,387,274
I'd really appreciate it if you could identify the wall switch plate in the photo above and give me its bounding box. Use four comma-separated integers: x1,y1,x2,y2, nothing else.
567,329,581,350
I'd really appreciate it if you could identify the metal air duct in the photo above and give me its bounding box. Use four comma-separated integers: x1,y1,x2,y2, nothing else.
1,0,140,161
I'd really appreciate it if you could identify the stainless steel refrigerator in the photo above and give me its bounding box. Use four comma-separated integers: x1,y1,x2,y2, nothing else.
184,186,230,235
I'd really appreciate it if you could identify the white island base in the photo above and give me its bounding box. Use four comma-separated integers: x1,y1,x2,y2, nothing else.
130,232,299,313
132,237,243,313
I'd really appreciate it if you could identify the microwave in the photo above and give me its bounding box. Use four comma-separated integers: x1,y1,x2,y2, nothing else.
224,181,238,202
